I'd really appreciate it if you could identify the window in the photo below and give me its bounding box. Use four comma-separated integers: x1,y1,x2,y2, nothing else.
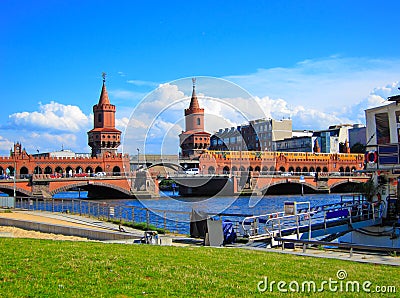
98,114,102,123
396,111,400,143
197,118,201,126
375,113,390,144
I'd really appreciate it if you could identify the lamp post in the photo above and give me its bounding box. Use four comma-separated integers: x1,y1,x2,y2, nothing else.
13,158,16,201
137,148,140,171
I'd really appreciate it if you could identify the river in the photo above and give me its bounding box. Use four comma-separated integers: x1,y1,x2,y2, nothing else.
54,191,351,216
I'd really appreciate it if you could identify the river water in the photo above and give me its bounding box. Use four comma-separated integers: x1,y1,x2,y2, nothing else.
50,191,359,234
54,191,350,216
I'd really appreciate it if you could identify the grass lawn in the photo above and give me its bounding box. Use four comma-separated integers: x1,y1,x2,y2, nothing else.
0,238,399,297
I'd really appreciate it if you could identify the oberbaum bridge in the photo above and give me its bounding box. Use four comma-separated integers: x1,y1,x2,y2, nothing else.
0,78,369,199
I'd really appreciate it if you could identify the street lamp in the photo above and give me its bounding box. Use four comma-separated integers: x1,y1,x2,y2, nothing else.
137,148,140,171
13,159,16,201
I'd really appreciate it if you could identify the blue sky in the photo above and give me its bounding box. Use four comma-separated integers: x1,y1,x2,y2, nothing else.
1,1,400,155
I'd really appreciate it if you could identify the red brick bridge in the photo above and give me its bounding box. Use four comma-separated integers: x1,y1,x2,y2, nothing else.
0,173,158,199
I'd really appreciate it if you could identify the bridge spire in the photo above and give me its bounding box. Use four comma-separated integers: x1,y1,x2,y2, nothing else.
187,77,200,111
98,72,110,106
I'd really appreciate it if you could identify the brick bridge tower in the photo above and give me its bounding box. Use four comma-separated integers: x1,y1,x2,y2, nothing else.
88,73,121,157
179,78,210,157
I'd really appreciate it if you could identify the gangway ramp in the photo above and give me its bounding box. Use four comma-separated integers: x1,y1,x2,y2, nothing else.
241,198,383,243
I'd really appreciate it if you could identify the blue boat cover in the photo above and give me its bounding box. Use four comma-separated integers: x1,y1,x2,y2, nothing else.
222,220,237,244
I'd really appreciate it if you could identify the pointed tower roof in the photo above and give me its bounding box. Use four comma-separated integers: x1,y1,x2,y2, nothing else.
188,78,200,110
98,73,110,105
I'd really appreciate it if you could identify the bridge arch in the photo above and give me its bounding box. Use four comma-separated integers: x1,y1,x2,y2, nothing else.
223,166,230,174
0,185,31,197
65,166,73,176
6,166,15,175
208,166,215,174
44,166,52,174
34,166,42,174
50,181,132,197
330,180,364,193
112,166,121,175
262,180,317,195
20,166,29,175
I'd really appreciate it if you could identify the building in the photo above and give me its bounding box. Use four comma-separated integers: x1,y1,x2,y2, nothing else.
348,124,366,150
364,90,400,222
274,135,314,152
87,73,122,157
209,118,292,151
210,127,242,151
179,79,211,158
273,124,366,154
32,148,91,159
365,96,400,155
311,124,354,154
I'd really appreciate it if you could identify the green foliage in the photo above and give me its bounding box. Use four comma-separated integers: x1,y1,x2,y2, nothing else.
107,218,167,234
0,209,12,213
159,178,175,187
0,238,399,297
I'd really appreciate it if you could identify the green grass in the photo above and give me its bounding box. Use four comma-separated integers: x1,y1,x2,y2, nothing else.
0,238,399,297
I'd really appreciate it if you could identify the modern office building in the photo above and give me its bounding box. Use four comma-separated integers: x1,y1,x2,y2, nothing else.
210,118,292,151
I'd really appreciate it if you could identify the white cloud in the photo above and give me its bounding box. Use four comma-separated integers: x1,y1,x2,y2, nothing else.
0,135,14,153
126,79,159,87
115,117,130,131
8,101,90,132
109,89,146,101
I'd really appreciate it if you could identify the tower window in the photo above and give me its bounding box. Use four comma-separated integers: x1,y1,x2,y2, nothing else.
197,118,200,125
98,114,102,123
